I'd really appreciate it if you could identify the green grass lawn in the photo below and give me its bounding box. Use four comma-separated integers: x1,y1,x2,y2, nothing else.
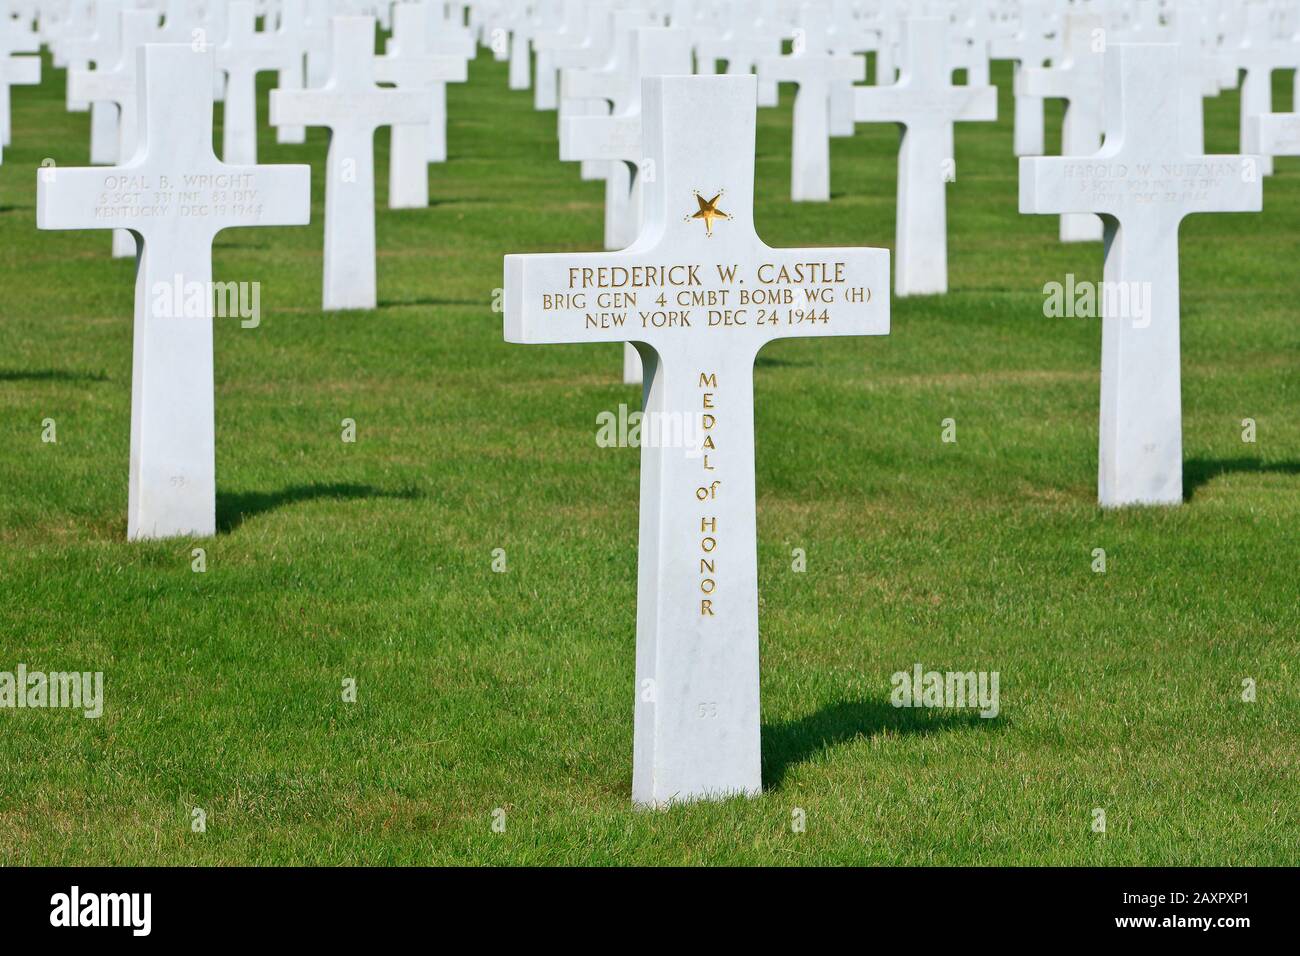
0,48,1296,866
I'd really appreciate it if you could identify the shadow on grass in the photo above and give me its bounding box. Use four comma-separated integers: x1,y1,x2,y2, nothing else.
0,368,108,383
216,482,421,533
378,295,484,309
1184,457,1300,501
762,697,999,791
754,354,811,369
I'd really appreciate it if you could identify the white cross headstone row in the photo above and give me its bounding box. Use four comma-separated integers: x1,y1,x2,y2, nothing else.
54,0,120,163
1020,40,1261,507
989,0,1060,157
272,0,310,144
550,0,628,186
560,25,693,385
49,0,93,106
757,2,865,203
1233,0,1300,177
68,7,164,257
558,6,657,249
855,16,995,296
217,0,298,165
559,14,679,234
693,0,786,108
270,15,431,310
1250,110,1300,159
380,0,469,209
532,0,586,110
0,0,40,165
1017,11,1105,242
505,73,889,806
37,44,311,540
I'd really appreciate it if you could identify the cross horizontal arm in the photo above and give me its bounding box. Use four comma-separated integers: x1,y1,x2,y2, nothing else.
374,56,468,87
561,68,623,102
35,166,114,232
505,246,890,348
833,54,866,82
269,89,430,129
68,67,132,104
1016,65,1087,101
212,164,312,229
5,55,39,84
854,85,995,123
559,115,641,162
1256,113,1300,155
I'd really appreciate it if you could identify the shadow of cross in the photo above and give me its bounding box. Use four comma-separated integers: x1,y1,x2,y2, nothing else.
853,17,996,297
36,45,310,541
1019,43,1261,508
270,15,430,311
504,74,890,808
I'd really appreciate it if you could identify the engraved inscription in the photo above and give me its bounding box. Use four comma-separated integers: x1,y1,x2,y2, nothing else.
537,260,868,333
93,172,268,222
1063,160,1247,205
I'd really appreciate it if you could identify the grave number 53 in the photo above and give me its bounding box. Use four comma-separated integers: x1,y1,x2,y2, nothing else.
697,702,718,719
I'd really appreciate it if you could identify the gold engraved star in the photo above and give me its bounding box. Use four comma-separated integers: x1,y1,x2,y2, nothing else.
689,191,730,237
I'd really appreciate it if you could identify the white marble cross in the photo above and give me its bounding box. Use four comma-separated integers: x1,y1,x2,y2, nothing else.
1174,0,1221,155
0,3,40,162
505,74,889,806
69,8,161,257
56,0,121,165
377,1,467,209
1017,11,1105,241
946,0,996,89
551,1,622,185
532,0,586,110
559,7,657,250
1235,1,1300,177
989,0,1060,156
302,0,334,89
217,0,298,165
51,0,94,110
822,1,879,137
501,0,534,92
854,17,995,296
270,15,431,310
561,26,692,386
272,0,309,144
425,0,476,162
694,2,784,108
1019,42,1261,507
1250,111,1300,157
37,44,310,539
559,23,690,247
757,3,864,202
